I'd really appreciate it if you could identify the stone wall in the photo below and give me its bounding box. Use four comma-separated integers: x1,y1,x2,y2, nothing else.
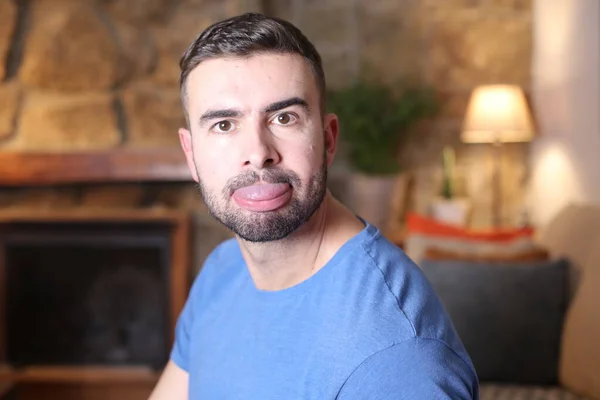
0,0,263,150
0,0,532,228
286,0,533,228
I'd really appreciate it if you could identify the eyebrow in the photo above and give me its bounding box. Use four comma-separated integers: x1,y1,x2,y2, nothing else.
263,97,309,113
198,109,242,126
198,97,310,127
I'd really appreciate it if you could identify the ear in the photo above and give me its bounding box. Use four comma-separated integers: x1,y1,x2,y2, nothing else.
178,127,199,182
323,113,339,166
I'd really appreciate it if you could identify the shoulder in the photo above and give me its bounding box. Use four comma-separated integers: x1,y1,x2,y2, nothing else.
358,226,429,298
356,229,448,336
337,338,479,400
353,225,471,353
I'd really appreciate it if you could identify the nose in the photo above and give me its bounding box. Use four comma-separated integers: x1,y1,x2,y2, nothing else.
242,125,281,169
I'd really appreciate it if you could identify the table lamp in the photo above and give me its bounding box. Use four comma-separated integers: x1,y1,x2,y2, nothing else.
461,84,535,228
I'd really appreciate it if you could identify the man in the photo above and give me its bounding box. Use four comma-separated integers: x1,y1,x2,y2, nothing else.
150,13,478,400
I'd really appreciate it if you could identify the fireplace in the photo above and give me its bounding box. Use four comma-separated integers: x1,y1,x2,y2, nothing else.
0,206,192,400
5,220,171,369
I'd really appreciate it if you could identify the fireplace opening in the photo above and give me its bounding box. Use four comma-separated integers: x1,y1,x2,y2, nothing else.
4,221,172,370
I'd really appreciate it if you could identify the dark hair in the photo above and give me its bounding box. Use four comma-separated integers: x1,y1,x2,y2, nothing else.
179,13,326,117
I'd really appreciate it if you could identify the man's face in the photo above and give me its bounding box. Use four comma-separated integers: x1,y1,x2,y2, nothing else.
179,53,339,242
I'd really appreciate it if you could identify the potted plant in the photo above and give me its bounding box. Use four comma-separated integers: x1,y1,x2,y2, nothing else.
429,146,471,226
328,79,438,231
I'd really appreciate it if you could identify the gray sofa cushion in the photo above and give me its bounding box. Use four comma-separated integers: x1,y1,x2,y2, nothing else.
421,258,569,385
480,384,589,399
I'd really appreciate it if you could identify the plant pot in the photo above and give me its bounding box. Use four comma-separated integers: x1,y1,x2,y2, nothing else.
346,173,408,233
429,197,471,227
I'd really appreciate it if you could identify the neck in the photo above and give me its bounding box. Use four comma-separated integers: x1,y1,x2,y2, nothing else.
237,192,364,291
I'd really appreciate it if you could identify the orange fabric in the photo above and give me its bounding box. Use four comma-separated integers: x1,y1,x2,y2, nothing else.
423,246,549,263
406,213,535,242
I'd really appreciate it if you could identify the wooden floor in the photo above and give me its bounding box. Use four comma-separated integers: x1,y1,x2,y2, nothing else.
3,382,156,400
0,366,159,400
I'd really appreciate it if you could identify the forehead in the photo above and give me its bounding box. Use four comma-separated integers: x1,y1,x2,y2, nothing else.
185,53,319,112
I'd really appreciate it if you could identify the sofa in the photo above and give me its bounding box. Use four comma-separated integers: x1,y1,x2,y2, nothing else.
403,204,600,400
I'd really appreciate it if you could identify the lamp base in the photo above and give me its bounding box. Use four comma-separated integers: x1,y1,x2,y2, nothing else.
492,141,502,228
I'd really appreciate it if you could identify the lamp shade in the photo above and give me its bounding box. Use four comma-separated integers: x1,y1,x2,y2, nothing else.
461,85,535,143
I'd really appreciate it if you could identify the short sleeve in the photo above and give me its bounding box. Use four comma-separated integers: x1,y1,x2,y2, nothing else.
336,338,479,400
169,239,238,372
169,248,220,371
169,276,201,372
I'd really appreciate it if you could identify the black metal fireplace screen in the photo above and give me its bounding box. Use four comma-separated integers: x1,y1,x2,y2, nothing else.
3,221,171,370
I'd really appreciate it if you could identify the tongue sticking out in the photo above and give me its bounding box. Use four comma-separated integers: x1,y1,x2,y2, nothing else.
234,183,289,200
232,183,292,212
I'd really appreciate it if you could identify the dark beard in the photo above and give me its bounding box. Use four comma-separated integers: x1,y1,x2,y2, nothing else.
196,157,328,242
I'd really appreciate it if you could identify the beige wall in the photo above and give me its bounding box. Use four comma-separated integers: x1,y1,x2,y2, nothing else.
528,0,600,226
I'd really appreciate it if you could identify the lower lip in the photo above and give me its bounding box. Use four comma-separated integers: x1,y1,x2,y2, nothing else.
232,188,292,212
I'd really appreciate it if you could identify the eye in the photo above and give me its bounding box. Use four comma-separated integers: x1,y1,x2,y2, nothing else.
271,113,297,126
213,120,235,133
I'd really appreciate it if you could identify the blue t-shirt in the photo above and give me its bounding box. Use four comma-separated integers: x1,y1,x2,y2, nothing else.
171,222,479,399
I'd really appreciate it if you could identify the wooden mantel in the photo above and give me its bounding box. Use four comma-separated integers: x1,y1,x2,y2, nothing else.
0,149,191,186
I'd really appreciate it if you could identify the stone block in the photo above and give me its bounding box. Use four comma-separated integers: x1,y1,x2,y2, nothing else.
438,90,471,119
114,22,157,83
0,0,17,80
151,3,220,86
101,0,177,25
0,81,21,140
266,0,294,22
14,91,120,151
427,11,532,90
181,0,228,7
358,4,424,83
224,0,263,15
182,0,261,13
121,84,185,147
486,0,532,11
398,120,459,170
19,0,120,90
321,48,357,90
297,5,351,46
420,0,479,9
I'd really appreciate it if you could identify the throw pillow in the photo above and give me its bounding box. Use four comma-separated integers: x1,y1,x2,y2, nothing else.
406,212,535,240
423,247,549,263
421,257,569,385
404,213,538,265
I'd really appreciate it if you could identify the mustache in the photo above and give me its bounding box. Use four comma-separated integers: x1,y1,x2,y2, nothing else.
224,168,302,196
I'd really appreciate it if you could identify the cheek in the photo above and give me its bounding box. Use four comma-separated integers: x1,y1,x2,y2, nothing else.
193,138,234,189
305,133,326,163
285,141,323,179
300,129,325,167
291,122,324,159
304,144,322,166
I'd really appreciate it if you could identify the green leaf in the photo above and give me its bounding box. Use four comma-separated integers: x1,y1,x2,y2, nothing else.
327,79,438,175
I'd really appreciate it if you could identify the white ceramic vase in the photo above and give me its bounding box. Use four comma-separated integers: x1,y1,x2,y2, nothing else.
429,197,471,227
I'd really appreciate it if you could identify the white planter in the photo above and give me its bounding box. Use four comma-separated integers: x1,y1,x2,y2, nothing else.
429,197,471,227
346,173,408,233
